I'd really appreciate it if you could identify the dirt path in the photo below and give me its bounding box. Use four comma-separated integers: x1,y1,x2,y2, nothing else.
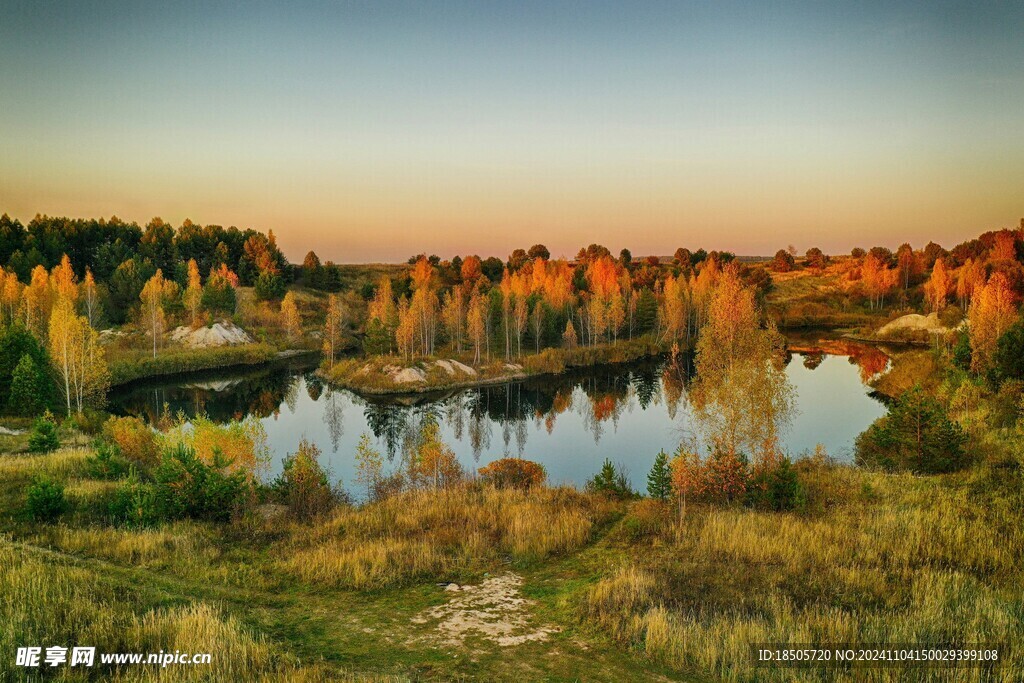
10,531,697,681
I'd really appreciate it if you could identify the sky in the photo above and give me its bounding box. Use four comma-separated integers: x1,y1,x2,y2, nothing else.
1,1,1022,263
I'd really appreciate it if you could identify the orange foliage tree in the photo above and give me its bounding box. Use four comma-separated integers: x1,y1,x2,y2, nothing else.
968,272,1018,372
478,458,547,490
406,421,463,489
924,258,953,312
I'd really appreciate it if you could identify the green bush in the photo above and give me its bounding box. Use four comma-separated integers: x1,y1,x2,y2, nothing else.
25,476,67,522
989,318,1024,387
152,443,253,522
107,476,160,527
27,413,60,453
952,332,972,372
0,324,55,411
273,438,339,521
7,354,46,416
586,458,633,499
855,385,967,473
201,279,237,315
254,272,286,301
746,456,806,512
84,442,132,480
71,409,108,435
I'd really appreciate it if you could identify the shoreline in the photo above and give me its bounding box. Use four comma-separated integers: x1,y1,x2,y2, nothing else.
108,346,319,389
321,337,671,396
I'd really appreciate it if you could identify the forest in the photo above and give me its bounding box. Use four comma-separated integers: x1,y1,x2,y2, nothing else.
2,214,1024,681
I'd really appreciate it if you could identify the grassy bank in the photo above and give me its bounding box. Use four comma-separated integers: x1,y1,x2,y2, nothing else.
108,343,278,387
580,460,1024,682
0,446,661,682
324,336,668,395
3,441,1022,681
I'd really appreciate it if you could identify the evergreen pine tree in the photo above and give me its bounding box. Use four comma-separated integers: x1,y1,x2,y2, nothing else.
646,450,672,500
8,354,45,416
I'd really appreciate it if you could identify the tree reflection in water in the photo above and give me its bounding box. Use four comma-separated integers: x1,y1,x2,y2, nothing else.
108,339,888,469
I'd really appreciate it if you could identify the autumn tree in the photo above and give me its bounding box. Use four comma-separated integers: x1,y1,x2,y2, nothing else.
771,249,795,272
82,268,100,327
139,269,176,358
177,259,202,327
530,300,545,352
804,247,828,270
203,263,238,315
409,256,438,356
466,288,486,363
281,291,301,341
562,319,577,349
406,420,462,489
51,254,78,304
367,276,397,354
48,296,107,416
276,438,336,520
924,258,952,312
323,294,346,368
896,243,920,290
968,272,1018,373
669,445,704,520
1,270,22,325
24,265,51,338
354,432,384,500
690,265,794,460
460,255,483,284
956,258,986,309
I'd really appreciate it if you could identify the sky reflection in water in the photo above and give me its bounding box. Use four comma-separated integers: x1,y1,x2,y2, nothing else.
110,345,889,490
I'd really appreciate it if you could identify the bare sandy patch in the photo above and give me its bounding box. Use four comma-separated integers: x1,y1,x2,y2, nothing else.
411,573,557,648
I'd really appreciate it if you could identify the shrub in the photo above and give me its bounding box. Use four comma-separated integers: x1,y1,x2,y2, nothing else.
164,415,269,477
989,318,1024,387
362,318,392,356
406,421,463,489
952,331,973,372
478,458,547,490
274,438,339,521
670,447,749,506
107,476,160,527
201,279,237,315
855,385,967,473
152,443,253,522
0,324,54,410
746,455,806,512
27,413,60,453
70,409,107,435
370,472,406,502
103,416,160,465
586,458,633,499
25,476,67,522
523,348,566,375
254,272,286,301
619,499,671,542
84,442,132,480
7,354,46,416
646,450,672,500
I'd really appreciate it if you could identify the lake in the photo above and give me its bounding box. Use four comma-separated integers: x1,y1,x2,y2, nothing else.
108,338,891,491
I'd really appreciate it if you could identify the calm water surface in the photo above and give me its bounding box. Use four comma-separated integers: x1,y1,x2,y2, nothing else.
109,340,890,490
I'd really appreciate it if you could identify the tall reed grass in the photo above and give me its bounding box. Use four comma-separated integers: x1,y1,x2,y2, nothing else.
283,484,611,589
581,464,1024,682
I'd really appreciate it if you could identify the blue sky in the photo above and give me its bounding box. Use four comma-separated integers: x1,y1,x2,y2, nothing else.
1,1,1022,261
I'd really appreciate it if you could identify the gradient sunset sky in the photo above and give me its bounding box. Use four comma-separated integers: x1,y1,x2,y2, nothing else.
1,1,1022,263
